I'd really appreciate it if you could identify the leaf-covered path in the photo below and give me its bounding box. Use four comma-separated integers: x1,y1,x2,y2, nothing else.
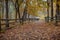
0,21,60,40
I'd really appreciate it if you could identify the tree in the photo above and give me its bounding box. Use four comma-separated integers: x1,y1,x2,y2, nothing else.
51,0,53,21
0,6,1,31
5,0,9,27
27,0,41,16
0,11,1,31
15,0,24,23
55,0,60,26
47,0,49,22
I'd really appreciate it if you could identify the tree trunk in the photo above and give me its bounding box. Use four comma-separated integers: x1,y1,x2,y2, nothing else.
51,0,53,21
55,0,59,26
0,0,2,31
47,0,49,22
0,19,1,31
15,0,20,23
22,6,27,24
5,0,9,27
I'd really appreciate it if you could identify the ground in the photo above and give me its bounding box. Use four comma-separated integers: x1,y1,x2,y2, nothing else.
0,21,60,40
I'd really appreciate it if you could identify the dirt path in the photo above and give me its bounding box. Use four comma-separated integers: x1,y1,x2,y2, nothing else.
0,21,60,40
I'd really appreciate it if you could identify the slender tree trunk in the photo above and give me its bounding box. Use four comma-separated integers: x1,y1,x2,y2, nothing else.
47,0,49,22
22,6,27,24
55,0,59,26
5,0,9,27
0,0,2,31
15,1,17,22
51,0,53,21
17,4,21,23
15,0,20,23
22,0,28,24
0,19,1,31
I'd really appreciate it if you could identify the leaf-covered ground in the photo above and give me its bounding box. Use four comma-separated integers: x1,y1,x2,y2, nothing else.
0,21,60,40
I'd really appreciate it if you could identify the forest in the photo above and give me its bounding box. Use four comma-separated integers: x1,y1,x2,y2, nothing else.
0,0,60,40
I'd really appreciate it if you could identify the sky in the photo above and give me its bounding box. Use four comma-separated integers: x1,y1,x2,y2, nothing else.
43,0,47,1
